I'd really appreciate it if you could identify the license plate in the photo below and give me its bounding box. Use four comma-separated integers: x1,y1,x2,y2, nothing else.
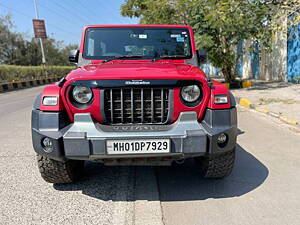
106,139,170,154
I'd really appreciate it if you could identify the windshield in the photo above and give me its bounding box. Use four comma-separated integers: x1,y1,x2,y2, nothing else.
83,27,192,60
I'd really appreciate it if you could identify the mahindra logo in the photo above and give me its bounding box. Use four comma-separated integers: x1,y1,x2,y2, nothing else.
125,80,150,85
112,125,162,131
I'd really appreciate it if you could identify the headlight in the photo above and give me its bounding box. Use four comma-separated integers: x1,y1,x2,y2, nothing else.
181,85,201,103
72,86,93,104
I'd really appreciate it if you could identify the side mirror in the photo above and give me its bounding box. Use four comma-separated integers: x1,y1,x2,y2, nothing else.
197,49,207,65
69,49,79,63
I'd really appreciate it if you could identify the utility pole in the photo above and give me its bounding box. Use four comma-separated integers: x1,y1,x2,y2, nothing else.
33,0,46,64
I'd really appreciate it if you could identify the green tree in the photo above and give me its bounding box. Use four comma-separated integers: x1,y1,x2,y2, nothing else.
121,0,299,83
26,38,78,66
0,14,78,66
0,14,27,65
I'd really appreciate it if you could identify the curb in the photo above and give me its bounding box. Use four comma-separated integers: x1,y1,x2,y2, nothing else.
0,77,61,93
224,80,252,89
235,96,300,127
279,115,299,126
239,98,252,108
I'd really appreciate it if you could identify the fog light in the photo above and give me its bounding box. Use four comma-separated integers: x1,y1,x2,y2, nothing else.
42,137,53,153
217,133,227,144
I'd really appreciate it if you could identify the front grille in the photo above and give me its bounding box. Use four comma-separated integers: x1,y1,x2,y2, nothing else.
104,88,170,124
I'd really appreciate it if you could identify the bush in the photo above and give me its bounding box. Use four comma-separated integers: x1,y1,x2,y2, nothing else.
0,65,74,83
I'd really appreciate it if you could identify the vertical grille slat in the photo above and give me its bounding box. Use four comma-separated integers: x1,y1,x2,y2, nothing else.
104,88,170,124
151,88,154,123
120,89,124,123
161,89,164,123
110,89,114,124
141,89,144,123
131,88,134,123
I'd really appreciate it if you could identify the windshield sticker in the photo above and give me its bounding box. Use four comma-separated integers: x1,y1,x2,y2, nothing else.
139,34,148,39
176,37,185,42
171,34,181,38
130,34,138,38
125,46,132,52
181,31,187,34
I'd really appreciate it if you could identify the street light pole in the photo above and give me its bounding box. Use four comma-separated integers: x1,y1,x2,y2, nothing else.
33,0,46,65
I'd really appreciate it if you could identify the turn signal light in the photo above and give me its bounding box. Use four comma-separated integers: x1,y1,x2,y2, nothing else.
214,95,228,104
43,96,58,106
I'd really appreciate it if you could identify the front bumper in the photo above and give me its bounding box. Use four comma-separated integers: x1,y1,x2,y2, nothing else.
32,108,237,161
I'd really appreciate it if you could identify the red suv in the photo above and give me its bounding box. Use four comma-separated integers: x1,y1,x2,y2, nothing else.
32,25,237,184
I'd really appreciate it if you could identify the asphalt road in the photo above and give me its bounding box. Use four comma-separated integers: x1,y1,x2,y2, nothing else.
0,86,300,225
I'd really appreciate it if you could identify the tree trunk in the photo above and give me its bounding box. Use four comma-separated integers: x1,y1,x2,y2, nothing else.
220,40,237,84
222,65,236,83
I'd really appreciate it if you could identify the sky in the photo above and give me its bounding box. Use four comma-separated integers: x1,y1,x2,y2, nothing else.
0,0,139,46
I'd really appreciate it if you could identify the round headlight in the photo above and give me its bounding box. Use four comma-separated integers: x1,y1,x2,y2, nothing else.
181,85,201,103
72,86,93,104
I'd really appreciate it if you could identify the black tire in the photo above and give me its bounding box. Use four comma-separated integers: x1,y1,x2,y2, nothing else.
37,155,84,184
196,148,235,179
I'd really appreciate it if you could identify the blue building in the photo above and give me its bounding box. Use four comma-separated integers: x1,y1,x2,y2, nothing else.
203,14,300,82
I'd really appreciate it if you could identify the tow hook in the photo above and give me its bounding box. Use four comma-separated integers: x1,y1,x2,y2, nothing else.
175,158,185,165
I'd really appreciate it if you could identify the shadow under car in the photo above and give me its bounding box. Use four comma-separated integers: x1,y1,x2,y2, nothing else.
54,144,269,202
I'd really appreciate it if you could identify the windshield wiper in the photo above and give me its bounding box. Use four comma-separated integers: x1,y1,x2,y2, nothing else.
152,55,187,62
102,55,143,63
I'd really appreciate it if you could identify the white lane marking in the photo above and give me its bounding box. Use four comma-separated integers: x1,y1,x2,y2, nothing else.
134,167,164,225
111,166,164,225
111,167,135,225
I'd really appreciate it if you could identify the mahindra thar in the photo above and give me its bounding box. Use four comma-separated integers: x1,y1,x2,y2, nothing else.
32,25,237,184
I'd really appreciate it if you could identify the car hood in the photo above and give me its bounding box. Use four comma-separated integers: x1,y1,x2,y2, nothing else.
66,62,207,81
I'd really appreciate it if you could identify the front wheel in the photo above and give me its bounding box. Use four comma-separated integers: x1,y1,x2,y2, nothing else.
37,155,84,184
196,148,235,179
